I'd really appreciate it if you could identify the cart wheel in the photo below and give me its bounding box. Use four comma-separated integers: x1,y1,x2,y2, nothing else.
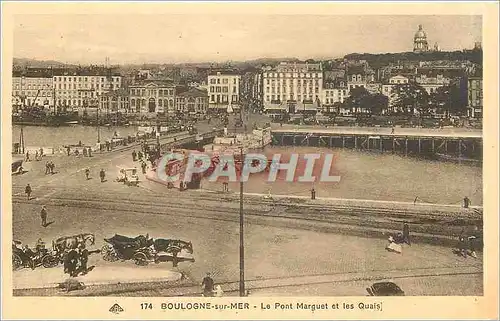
12,254,22,271
42,255,59,268
101,244,118,262
134,252,149,266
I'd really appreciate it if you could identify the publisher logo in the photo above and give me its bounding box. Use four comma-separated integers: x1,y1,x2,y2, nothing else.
109,303,124,314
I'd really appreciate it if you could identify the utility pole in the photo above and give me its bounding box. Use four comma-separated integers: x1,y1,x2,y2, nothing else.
96,98,101,143
239,146,245,297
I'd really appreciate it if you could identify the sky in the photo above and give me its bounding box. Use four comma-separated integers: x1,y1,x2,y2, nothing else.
13,14,482,65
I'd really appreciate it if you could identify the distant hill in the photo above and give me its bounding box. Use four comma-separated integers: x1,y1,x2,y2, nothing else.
13,58,75,68
344,49,482,69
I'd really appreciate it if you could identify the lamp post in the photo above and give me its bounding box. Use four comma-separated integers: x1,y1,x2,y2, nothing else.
239,146,245,296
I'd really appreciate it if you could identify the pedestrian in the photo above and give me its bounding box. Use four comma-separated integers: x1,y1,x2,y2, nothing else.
67,146,71,156
391,126,395,134
99,169,106,182
82,148,88,157
45,161,50,175
40,205,47,227
311,187,316,200
458,235,468,258
132,150,137,162
87,147,92,157
463,196,471,209
85,168,90,180
138,151,143,161
77,244,89,275
141,161,147,174
25,151,30,162
201,272,214,297
39,147,44,158
50,161,55,174
35,150,39,161
25,184,32,200
403,223,411,245
67,249,79,277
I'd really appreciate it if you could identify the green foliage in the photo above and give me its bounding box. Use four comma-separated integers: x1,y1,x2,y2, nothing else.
429,81,468,116
391,83,429,115
343,50,482,70
345,87,388,116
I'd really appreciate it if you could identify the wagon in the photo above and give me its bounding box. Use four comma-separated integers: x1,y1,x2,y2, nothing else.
101,234,154,266
116,167,139,186
12,242,60,271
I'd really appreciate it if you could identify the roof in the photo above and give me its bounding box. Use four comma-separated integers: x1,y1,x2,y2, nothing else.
13,66,122,78
130,79,175,87
208,69,240,76
177,87,208,98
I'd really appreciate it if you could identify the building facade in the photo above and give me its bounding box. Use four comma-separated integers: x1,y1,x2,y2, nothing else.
467,77,482,119
207,71,241,112
175,88,208,115
99,89,130,114
54,71,122,111
321,79,348,113
262,62,323,114
415,73,450,95
382,75,410,113
129,80,176,114
12,75,54,110
346,65,371,91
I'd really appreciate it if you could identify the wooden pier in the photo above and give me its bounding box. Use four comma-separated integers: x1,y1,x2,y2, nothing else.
271,127,482,159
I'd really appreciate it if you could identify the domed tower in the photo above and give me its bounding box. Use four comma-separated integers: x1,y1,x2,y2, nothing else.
413,25,429,53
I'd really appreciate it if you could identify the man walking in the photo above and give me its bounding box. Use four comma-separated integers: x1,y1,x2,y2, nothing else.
463,196,471,209
40,205,48,227
99,169,106,182
132,150,137,162
141,161,147,174
403,223,411,246
85,168,90,180
201,272,215,297
25,184,32,200
77,244,89,275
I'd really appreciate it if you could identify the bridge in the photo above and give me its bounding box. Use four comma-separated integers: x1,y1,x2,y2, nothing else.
271,126,483,158
156,129,224,151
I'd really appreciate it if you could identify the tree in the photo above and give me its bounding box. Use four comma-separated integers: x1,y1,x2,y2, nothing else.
345,87,370,116
391,83,429,115
429,81,468,117
363,93,388,116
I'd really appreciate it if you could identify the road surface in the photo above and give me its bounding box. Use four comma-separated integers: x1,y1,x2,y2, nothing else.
10,125,483,296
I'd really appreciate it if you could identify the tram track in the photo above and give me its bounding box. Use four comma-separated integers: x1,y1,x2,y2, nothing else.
12,190,479,244
12,184,481,221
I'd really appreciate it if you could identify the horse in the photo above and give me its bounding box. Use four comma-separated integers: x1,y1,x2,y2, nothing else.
153,239,193,256
53,233,95,254
153,239,193,267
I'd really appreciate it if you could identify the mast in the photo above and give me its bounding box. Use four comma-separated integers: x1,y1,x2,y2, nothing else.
19,75,25,154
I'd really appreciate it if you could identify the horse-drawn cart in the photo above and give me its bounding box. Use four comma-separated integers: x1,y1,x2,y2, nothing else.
101,234,195,267
101,234,155,266
12,240,60,271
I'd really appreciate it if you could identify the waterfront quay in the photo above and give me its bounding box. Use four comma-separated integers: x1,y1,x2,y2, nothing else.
270,124,482,158
11,120,483,296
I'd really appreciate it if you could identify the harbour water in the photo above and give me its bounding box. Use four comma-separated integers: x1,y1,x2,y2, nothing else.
13,125,138,147
203,146,483,206
12,125,482,205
